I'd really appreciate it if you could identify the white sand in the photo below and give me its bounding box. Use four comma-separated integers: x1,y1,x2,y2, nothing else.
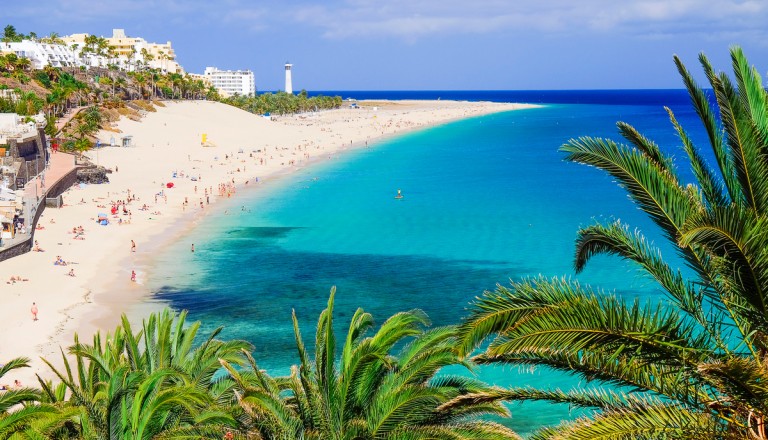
0,99,536,386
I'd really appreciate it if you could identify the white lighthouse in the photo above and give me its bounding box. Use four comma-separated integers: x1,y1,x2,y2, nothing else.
284,62,293,94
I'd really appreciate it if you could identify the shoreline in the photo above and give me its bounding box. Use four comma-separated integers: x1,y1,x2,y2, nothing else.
90,104,513,332
0,99,538,386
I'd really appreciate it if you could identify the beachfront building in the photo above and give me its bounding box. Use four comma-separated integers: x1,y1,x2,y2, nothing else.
285,62,293,94
0,178,22,242
61,29,184,73
0,40,83,69
203,67,255,97
187,72,213,88
0,113,47,190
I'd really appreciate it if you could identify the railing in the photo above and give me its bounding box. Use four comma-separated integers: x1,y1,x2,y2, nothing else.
0,153,79,262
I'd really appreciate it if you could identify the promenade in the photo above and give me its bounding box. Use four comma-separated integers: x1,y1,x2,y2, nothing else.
54,106,87,134
0,151,77,253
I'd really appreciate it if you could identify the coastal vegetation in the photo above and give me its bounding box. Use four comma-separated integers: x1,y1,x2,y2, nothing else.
223,90,343,116
0,290,516,439
2,25,36,43
456,46,768,438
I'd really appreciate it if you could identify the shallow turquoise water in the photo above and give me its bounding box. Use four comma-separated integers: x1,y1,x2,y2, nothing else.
148,98,707,435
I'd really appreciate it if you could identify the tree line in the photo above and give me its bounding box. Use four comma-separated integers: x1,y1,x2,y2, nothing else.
223,90,343,116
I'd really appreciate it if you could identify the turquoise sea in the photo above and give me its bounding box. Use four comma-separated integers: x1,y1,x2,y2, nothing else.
146,90,709,435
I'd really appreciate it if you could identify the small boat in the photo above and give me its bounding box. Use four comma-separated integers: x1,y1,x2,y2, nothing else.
395,189,403,200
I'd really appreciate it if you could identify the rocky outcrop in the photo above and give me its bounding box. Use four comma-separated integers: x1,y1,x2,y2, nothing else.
76,166,110,184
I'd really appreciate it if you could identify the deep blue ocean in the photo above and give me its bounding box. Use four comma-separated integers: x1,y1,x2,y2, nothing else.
146,90,710,436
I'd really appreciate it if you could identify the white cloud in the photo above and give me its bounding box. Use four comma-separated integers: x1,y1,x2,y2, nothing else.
4,0,265,31
291,0,768,41
5,0,767,42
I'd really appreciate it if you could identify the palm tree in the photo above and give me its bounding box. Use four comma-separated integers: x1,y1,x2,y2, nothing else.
14,90,44,115
456,47,768,439
41,32,64,45
41,310,251,439
224,288,519,439
140,48,153,71
2,25,19,43
0,358,62,438
128,47,137,72
14,56,32,73
46,85,66,117
157,50,167,72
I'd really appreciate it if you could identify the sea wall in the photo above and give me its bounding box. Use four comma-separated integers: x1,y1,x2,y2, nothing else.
0,163,79,262
4,127,47,188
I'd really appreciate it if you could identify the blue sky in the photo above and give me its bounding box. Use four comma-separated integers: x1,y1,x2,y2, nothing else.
5,0,768,91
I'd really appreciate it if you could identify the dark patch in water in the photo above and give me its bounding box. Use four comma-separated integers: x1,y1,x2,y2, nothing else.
224,226,305,240
153,249,524,371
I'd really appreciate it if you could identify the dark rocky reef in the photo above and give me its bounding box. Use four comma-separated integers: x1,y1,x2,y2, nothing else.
77,166,111,184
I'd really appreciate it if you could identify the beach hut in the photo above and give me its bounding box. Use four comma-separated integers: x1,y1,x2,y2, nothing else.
121,136,133,148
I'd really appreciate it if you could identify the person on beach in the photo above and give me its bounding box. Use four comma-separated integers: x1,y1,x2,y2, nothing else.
131,240,136,252
31,303,38,321
191,244,195,253
131,270,136,282
68,269,75,277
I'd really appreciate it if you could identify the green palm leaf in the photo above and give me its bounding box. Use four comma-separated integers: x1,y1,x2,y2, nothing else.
674,53,738,202
561,136,695,243
529,402,727,440
458,47,768,439
665,106,729,208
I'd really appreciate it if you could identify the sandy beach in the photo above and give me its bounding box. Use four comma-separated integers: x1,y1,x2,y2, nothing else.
0,99,535,386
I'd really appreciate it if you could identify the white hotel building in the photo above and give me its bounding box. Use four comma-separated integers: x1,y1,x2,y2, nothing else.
204,67,255,97
1,29,182,72
0,40,86,70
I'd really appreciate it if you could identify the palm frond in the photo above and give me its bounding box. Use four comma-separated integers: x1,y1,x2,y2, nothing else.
573,221,724,347
666,106,729,208
0,357,30,380
698,357,768,416
440,386,661,413
674,53,738,201
561,136,694,244
730,46,768,213
616,121,676,176
529,402,727,440
463,277,710,366
680,206,768,341
472,348,708,409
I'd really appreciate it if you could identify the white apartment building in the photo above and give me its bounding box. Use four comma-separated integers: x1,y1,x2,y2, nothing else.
203,67,255,97
62,29,183,73
0,113,45,146
0,40,87,70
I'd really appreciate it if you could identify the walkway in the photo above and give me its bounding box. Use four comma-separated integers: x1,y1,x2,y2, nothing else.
23,151,76,203
54,106,87,134
0,152,77,250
